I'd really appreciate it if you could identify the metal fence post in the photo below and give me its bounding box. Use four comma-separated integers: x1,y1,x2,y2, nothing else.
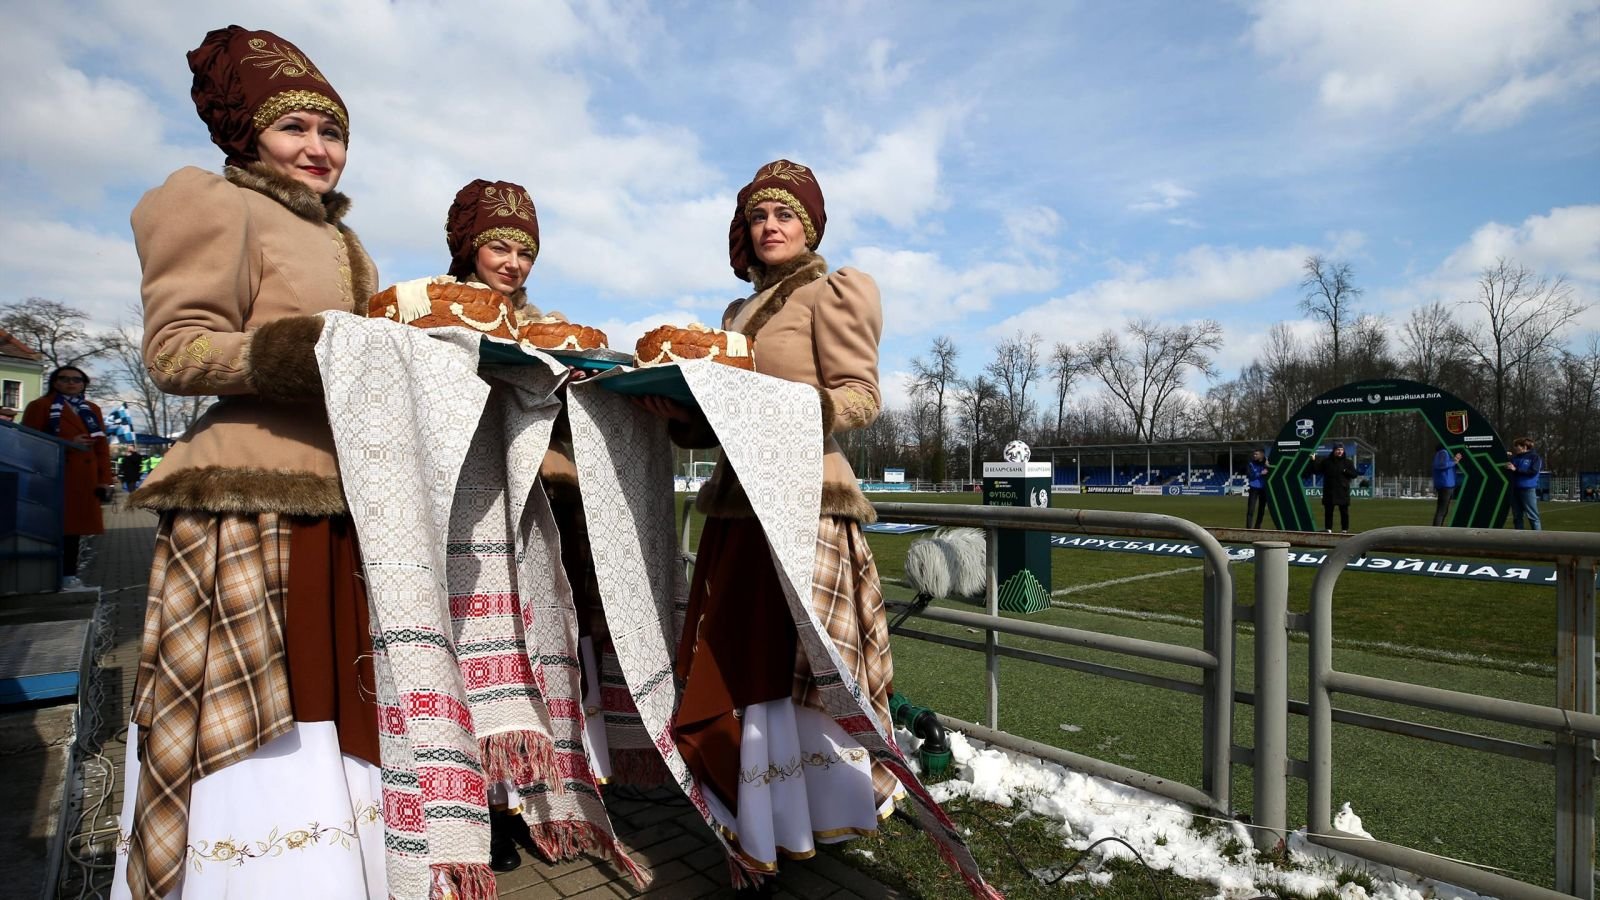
985,525,1000,730
1252,541,1290,851
1555,555,1596,900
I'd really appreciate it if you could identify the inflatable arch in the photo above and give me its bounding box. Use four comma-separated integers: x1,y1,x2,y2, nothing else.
1265,378,1511,530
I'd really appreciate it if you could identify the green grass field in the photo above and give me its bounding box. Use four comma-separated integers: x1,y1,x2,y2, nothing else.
680,492,1598,894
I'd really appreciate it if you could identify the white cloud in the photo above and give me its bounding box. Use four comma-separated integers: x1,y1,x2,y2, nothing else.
1438,204,1600,281
828,107,961,234
847,246,1056,333
986,244,1312,348
1246,0,1600,129
1129,181,1196,213
861,38,914,96
0,217,142,324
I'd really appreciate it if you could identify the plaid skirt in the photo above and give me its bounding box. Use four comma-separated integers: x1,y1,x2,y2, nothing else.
124,511,376,900
673,515,896,815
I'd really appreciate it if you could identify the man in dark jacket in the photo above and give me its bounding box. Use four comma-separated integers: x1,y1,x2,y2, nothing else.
1312,443,1358,533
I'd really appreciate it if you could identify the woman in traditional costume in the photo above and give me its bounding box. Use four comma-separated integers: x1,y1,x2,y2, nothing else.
642,160,897,890
114,26,382,900
21,366,115,590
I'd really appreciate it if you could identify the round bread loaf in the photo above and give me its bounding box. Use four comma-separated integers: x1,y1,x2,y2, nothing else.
634,324,754,370
520,319,608,351
368,279,517,341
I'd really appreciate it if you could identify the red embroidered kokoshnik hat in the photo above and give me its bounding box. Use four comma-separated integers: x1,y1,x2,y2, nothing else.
187,25,349,168
445,179,541,280
727,159,827,281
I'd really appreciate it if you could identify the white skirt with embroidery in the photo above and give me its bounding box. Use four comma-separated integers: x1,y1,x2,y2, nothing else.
111,721,386,900
705,700,896,871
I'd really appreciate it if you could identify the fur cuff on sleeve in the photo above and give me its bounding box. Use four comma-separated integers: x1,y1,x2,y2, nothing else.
816,386,836,435
246,315,326,402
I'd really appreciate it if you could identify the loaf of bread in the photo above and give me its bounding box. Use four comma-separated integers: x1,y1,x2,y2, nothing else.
634,324,754,370
368,277,517,341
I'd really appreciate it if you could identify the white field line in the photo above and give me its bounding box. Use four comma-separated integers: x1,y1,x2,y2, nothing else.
1049,566,1204,598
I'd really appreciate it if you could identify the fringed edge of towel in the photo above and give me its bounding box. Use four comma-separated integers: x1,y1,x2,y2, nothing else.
481,730,561,795
429,862,497,900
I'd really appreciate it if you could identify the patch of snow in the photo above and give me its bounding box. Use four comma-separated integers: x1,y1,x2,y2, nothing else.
923,730,1497,900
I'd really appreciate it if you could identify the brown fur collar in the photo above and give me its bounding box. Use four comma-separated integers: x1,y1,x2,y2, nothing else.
739,253,828,339
130,466,346,516
225,162,352,224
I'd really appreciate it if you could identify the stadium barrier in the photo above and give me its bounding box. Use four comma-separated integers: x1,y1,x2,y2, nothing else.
870,502,1237,815
850,503,1596,899
1292,527,1599,900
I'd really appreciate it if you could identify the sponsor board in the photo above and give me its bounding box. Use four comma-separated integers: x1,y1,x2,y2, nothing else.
1051,485,1083,494
1161,485,1226,496
982,461,1053,478
1084,485,1135,494
1303,486,1374,498
1134,485,1166,495
1049,534,1558,584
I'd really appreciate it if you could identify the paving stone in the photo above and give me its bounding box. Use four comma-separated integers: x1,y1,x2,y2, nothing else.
633,832,710,866
638,872,722,898
553,862,618,896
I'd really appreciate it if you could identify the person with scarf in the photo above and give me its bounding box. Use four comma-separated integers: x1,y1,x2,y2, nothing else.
113,26,382,900
21,365,115,590
638,160,898,891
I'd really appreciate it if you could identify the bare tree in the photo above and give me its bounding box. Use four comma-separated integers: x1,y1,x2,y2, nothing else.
1399,301,1467,384
1456,257,1586,428
1299,256,1362,379
985,330,1042,440
1048,342,1085,442
1085,318,1223,442
910,336,960,482
953,374,1000,481
0,297,118,370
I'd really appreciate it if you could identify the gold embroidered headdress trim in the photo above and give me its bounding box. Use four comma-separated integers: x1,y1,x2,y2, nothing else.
473,227,540,260
745,187,819,247
251,90,350,135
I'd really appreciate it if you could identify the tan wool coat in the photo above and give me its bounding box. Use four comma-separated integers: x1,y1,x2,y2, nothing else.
128,164,379,516
675,253,882,523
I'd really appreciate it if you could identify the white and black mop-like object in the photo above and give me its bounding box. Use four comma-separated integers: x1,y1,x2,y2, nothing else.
891,527,990,776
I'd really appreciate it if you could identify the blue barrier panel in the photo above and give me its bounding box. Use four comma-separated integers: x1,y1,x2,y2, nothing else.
0,420,67,594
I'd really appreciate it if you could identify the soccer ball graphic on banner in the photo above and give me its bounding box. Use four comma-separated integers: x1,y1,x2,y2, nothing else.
1003,440,1031,463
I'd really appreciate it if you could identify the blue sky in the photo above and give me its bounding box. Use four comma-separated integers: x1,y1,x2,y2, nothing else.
3,0,1597,412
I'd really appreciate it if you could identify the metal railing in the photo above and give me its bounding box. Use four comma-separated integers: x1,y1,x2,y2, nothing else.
871,501,1236,815
852,504,1597,898
1282,527,1600,900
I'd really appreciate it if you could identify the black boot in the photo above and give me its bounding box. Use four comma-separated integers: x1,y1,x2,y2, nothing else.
489,808,521,872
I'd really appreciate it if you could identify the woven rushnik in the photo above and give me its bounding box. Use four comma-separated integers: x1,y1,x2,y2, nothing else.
569,361,1001,897
316,313,642,899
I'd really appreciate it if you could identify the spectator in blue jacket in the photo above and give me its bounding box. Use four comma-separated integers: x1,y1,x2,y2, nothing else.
1432,444,1464,526
1504,437,1543,530
1245,449,1271,528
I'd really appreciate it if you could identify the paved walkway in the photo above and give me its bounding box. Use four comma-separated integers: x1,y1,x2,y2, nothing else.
33,503,900,899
